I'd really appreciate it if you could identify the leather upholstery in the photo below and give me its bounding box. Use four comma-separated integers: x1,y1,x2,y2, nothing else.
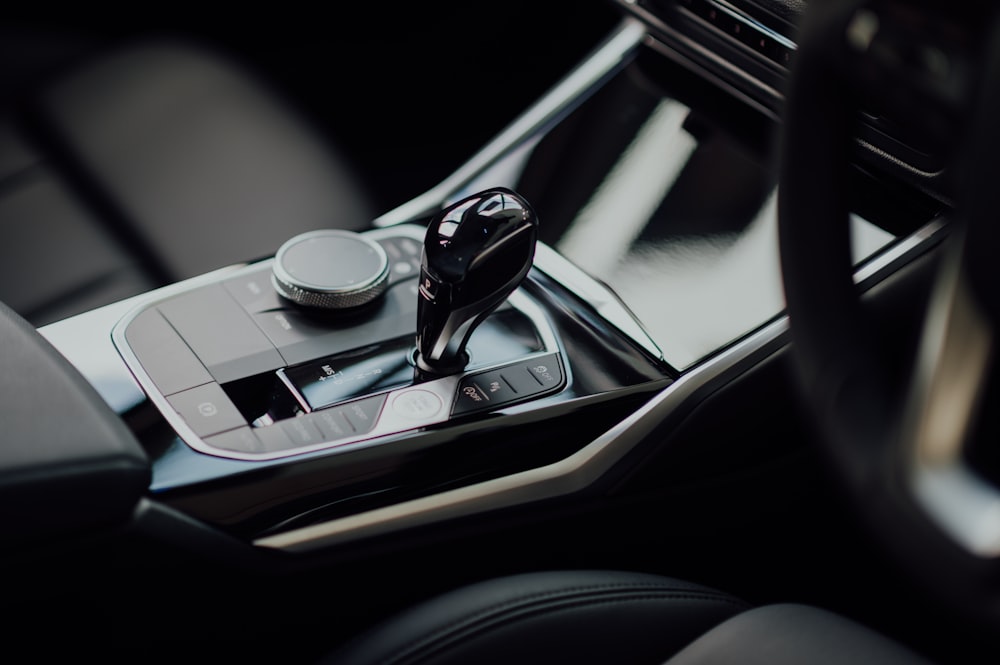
666,603,935,665
0,39,376,326
324,570,750,665
325,570,937,665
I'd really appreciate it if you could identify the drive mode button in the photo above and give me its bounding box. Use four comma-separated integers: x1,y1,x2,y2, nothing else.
453,370,518,415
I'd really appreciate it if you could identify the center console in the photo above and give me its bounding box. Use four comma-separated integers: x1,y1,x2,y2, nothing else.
114,189,568,463
80,185,670,546
37,15,947,558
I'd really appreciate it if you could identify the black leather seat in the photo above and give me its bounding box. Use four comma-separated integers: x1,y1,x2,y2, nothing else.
0,36,375,326
323,570,935,665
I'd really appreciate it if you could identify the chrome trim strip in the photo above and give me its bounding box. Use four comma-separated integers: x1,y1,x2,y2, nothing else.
372,19,648,227
853,217,947,285
255,218,949,552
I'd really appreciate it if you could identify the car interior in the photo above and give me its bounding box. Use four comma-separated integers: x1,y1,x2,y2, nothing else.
2,0,1000,662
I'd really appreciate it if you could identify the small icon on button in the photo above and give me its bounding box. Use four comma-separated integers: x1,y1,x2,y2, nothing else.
197,402,219,417
531,365,555,382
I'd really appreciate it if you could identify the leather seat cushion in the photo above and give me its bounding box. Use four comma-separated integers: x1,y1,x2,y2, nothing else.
323,570,751,665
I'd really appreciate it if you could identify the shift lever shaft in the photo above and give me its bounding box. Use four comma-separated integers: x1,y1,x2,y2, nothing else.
415,188,538,375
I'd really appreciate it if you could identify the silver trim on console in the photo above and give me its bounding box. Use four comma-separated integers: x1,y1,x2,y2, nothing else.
255,218,948,552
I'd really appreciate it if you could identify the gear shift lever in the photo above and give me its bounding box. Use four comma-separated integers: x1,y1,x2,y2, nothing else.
415,187,539,376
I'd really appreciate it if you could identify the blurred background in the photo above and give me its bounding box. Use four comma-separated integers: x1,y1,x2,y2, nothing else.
1,1,622,216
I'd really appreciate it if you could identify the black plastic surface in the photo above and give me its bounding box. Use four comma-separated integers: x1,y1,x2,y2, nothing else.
124,307,213,396
158,283,285,382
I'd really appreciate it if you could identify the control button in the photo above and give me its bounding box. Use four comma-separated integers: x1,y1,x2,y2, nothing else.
253,281,419,367
495,364,536,396
391,389,443,420
453,370,518,415
223,267,285,313
392,261,415,279
252,308,322,350
417,267,449,303
278,417,326,448
308,408,354,440
523,357,562,388
167,383,247,438
450,354,564,417
123,307,213,396
378,237,422,285
302,393,387,443
158,283,284,383
204,427,263,454
254,424,297,453
341,395,386,434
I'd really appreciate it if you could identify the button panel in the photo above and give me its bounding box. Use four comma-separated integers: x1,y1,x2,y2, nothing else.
124,307,213,396
378,235,423,286
453,354,564,416
167,383,248,438
114,225,565,461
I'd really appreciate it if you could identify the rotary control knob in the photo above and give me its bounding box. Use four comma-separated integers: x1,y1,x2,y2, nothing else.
271,229,390,309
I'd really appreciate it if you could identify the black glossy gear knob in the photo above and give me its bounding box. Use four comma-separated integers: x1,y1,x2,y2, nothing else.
415,187,539,375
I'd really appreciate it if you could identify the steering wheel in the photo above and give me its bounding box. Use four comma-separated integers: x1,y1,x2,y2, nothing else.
778,0,1000,627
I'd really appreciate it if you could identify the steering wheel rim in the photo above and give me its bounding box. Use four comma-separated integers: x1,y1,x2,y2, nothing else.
778,0,1000,627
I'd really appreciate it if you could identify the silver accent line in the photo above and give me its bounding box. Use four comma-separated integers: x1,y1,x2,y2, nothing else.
255,217,948,552
372,19,647,227
711,0,797,49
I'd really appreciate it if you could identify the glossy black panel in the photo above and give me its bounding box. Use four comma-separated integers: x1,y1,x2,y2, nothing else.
280,337,414,412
